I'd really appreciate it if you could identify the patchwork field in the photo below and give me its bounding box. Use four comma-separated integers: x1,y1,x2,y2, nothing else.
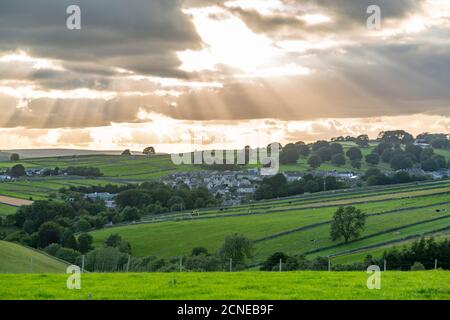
0,271,449,300
90,180,450,265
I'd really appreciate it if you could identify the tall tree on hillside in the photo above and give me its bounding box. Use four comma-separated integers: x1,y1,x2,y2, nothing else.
356,134,370,147
143,146,156,156
121,149,131,156
330,206,366,243
10,153,20,161
308,155,322,169
378,130,414,145
346,147,363,162
10,164,25,177
219,234,254,267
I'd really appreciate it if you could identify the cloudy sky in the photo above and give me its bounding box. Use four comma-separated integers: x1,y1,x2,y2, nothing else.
0,0,449,152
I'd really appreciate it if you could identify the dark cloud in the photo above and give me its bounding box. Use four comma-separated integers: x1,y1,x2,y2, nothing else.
0,0,201,77
0,95,168,129
227,0,425,37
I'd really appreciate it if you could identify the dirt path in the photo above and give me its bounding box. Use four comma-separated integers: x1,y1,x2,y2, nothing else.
0,195,33,207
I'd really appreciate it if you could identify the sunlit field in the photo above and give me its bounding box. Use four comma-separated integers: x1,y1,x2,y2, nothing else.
0,272,449,300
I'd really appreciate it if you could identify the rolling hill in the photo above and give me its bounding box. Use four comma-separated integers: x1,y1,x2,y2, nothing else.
0,241,68,274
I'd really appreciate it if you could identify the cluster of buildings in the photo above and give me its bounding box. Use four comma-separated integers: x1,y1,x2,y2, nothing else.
160,169,263,205
0,167,68,182
395,168,450,180
160,169,362,205
84,192,117,208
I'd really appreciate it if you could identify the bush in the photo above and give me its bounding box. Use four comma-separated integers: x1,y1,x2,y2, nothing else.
411,262,426,271
365,153,380,165
308,155,322,169
331,154,346,166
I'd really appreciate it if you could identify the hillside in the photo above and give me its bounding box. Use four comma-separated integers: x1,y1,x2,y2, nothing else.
90,180,450,265
0,241,68,274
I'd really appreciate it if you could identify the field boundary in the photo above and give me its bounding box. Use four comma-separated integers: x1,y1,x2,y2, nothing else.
254,200,450,243
304,215,450,256
328,226,450,259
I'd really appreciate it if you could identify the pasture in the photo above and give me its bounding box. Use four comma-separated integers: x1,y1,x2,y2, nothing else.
0,271,449,300
90,181,450,264
0,241,68,274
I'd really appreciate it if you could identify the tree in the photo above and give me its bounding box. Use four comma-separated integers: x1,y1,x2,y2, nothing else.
10,153,20,161
373,142,393,156
431,138,448,149
261,252,289,271
378,130,414,145
346,147,363,162
219,234,253,267
316,147,332,162
191,247,209,256
76,218,91,232
121,207,141,222
297,144,310,157
254,184,273,200
351,159,362,169
37,222,62,248
279,148,300,164
267,143,283,153
381,148,395,163
61,229,77,250
121,149,131,156
104,234,123,248
308,155,322,169
356,134,370,147
365,153,380,166
405,144,423,160
330,206,366,243
143,146,156,156
420,148,434,161
78,233,93,254
312,140,329,152
331,154,346,166
390,154,413,171
330,143,344,155
115,189,152,208
10,164,25,177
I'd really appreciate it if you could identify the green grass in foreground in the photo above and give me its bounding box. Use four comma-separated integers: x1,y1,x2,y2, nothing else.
0,241,68,274
0,272,449,300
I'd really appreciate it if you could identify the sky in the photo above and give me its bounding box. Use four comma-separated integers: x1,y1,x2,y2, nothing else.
0,0,449,152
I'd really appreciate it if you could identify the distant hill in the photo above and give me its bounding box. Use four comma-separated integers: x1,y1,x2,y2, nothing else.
0,241,68,273
1,149,139,159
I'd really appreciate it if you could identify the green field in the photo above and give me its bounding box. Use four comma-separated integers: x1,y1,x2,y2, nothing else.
331,230,450,264
90,181,450,264
0,204,17,216
0,271,448,300
0,154,197,181
0,241,68,274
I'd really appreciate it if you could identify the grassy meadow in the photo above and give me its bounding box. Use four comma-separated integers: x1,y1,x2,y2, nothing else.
0,271,449,300
90,181,450,263
0,241,68,274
